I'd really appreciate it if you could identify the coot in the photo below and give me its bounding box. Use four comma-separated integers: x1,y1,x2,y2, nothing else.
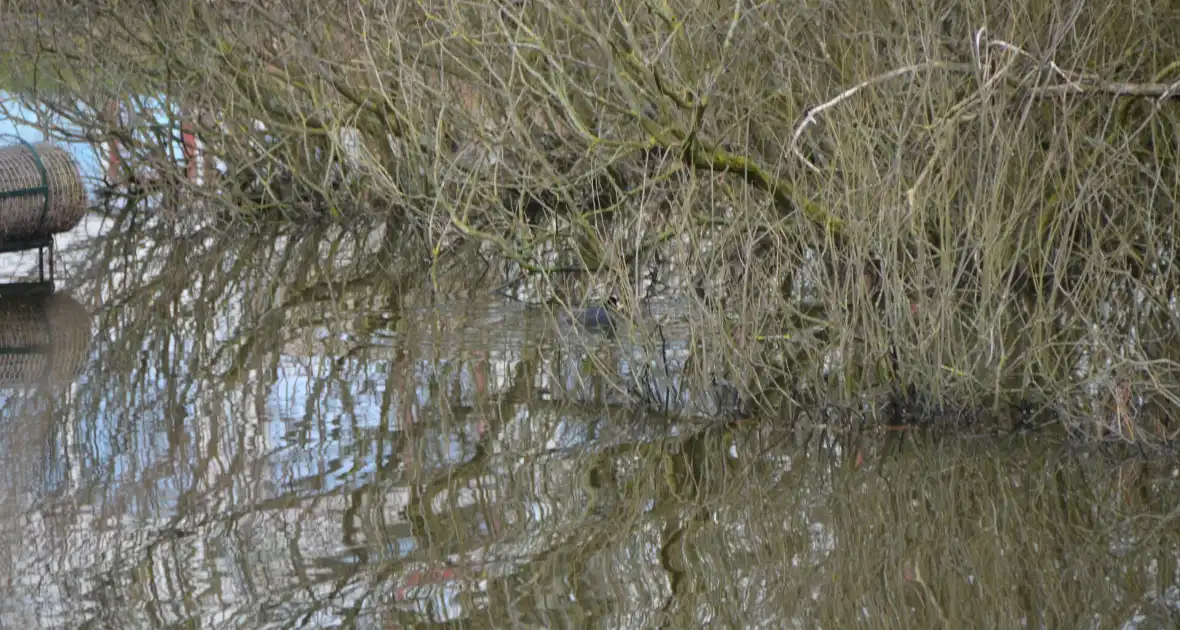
570,296,620,333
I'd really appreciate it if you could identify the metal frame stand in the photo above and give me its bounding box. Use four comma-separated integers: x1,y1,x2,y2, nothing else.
0,235,55,294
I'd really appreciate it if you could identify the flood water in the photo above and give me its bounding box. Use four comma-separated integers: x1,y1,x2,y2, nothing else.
1,104,1180,629
0,214,1176,630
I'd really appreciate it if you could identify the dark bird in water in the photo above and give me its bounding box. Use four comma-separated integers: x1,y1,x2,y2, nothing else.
572,295,621,333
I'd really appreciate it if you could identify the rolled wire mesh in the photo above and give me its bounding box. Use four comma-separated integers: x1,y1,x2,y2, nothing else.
0,142,86,242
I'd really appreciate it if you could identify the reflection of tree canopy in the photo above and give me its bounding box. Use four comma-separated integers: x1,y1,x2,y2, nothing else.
7,303,1180,630
0,210,753,623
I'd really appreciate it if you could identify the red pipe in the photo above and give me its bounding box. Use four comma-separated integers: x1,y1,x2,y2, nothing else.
181,115,199,182
105,100,122,181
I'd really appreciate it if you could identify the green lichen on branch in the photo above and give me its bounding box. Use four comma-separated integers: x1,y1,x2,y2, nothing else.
641,119,843,234
684,139,842,233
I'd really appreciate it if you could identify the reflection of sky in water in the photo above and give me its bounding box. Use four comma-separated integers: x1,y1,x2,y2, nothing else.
265,356,393,489
39,353,399,516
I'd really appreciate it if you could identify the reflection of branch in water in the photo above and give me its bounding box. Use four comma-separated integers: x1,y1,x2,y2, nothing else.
399,412,746,610
212,228,421,385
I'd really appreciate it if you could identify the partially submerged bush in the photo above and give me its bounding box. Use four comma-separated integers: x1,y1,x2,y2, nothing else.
5,0,1180,442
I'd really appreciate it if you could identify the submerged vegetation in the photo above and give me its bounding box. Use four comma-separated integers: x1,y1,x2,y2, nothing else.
3,0,1180,442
